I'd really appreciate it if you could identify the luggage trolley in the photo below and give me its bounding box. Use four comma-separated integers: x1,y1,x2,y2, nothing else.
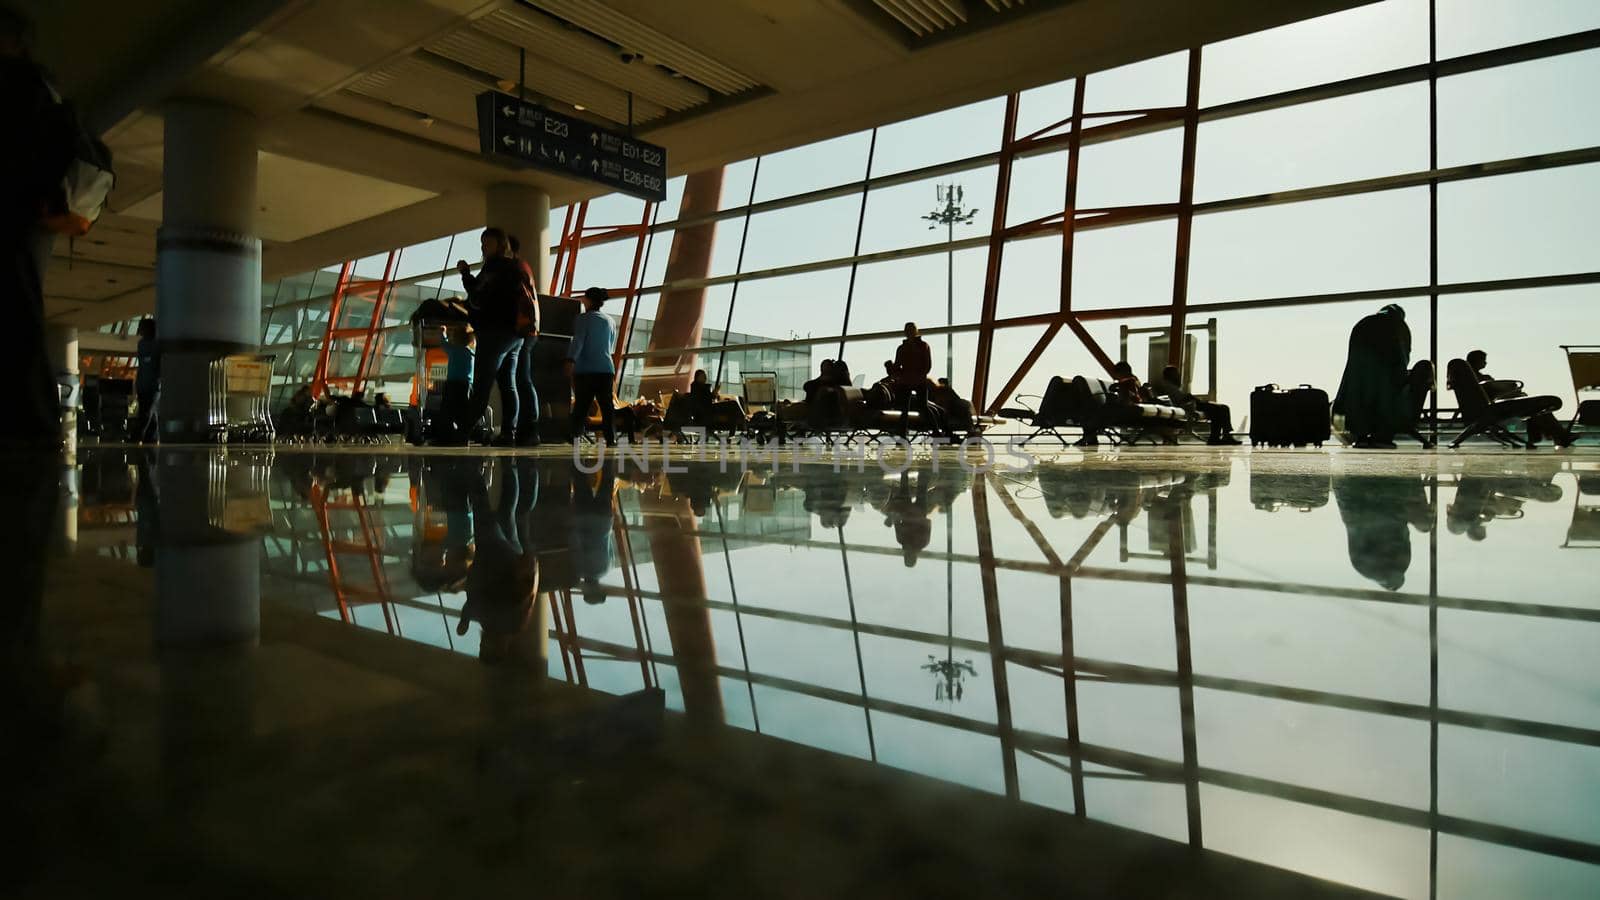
212,353,277,443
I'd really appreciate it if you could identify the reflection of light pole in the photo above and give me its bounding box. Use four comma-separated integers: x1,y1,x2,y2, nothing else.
923,184,979,384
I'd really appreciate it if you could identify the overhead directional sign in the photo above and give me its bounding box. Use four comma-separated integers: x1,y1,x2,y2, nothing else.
475,91,667,202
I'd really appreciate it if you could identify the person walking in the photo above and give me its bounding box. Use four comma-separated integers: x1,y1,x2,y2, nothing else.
455,227,526,445
1,9,65,448
565,286,616,446
133,317,160,441
506,234,541,446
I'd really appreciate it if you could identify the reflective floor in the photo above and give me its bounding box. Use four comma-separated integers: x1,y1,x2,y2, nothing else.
6,444,1599,898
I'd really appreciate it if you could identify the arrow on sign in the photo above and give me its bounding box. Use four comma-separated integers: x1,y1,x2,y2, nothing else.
501,135,515,147
590,160,599,173
590,133,599,146
501,105,515,118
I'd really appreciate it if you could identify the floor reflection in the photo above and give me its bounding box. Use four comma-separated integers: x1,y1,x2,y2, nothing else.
63,448,1600,898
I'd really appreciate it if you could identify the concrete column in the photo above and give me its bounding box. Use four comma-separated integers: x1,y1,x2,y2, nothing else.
156,100,261,442
639,168,724,399
486,183,551,290
44,324,78,456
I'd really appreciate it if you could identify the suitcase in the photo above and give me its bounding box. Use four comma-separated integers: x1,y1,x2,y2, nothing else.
1249,384,1330,448
1249,473,1331,511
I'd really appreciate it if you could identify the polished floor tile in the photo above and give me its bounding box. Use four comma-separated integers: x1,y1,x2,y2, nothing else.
6,444,1598,898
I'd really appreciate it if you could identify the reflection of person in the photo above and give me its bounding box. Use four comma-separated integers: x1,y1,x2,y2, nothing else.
457,460,539,663
1334,475,1433,590
412,460,475,594
882,471,934,566
1446,474,1563,542
1332,305,1433,448
570,467,616,604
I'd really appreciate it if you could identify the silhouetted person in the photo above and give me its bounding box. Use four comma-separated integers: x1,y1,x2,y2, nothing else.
1334,475,1433,590
893,322,933,435
1,9,65,448
1446,474,1562,542
134,317,160,442
506,234,540,446
456,227,526,445
566,286,616,445
1466,348,1574,447
802,358,836,404
1333,304,1433,448
687,368,714,424
831,358,854,388
1157,364,1240,445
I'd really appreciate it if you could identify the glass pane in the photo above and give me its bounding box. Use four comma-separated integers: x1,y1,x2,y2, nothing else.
1197,83,1429,202
1076,127,1184,209
1438,163,1600,283
1436,0,1600,58
1189,188,1429,303
752,130,872,202
863,166,995,254
870,96,1006,177
1083,50,1189,112
1200,0,1428,107
1437,49,1600,168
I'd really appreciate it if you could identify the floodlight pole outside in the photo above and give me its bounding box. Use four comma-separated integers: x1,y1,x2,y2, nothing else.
923,184,978,384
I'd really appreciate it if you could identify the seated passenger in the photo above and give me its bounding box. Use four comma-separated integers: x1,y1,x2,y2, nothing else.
865,360,897,409
1109,361,1156,404
830,358,854,388
803,359,836,403
373,392,393,411
1156,365,1241,445
687,369,715,423
1469,347,1572,445
1466,349,1525,401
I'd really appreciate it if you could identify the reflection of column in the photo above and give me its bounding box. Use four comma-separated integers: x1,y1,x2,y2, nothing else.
153,451,260,647
151,450,262,811
156,100,260,442
971,475,1019,799
638,168,724,399
1059,575,1085,817
1167,509,1202,848
642,489,722,726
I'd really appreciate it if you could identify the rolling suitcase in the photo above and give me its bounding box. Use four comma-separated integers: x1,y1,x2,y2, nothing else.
1249,384,1331,448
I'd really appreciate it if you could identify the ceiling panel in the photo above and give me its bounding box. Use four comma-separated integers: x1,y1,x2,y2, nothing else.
524,0,760,96
482,6,712,111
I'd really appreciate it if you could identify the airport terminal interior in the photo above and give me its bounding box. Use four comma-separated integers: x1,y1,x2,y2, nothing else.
6,1,1600,897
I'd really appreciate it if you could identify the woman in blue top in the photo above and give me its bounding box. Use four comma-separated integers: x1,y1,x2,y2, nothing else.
564,286,616,445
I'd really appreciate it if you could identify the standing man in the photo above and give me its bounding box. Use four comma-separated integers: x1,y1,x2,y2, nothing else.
892,321,933,435
565,287,616,446
134,317,160,442
506,234,540,446
455,227,525,445
1,8,64,449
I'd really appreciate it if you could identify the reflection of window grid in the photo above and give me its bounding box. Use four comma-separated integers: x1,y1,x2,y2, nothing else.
287,463,1600,897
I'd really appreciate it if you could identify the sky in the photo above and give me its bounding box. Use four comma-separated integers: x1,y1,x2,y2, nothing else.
292,0,1600,411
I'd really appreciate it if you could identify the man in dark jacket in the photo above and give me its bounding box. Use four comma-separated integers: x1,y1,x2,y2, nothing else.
453,227,527,445
1,9,66,448
133,317,160,441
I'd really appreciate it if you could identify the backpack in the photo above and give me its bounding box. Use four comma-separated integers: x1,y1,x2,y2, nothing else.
513,260,540,338
38,81,115,237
